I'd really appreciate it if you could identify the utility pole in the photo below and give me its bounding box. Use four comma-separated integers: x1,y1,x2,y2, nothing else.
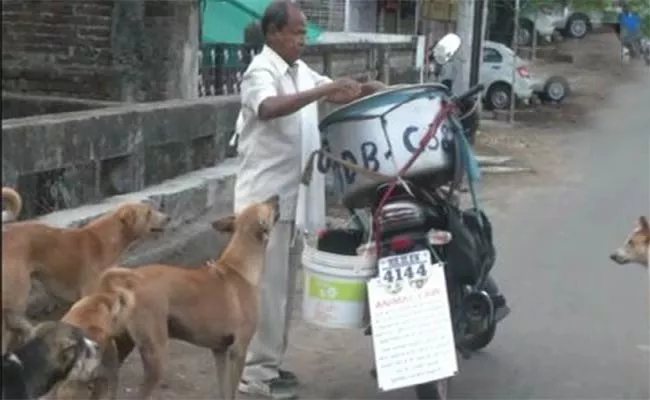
455,0,475,95
469,0,485,87
509,0,520,124
343,0,351,31
414,0,421,35
481,0,489,43
531,7,538,61
457,0,486,93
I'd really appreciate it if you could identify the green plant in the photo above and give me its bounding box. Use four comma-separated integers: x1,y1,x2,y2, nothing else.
628,0,650,36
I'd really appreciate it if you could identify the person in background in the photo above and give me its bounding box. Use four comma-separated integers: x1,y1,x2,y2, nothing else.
233,1,386,398
618,2,643,58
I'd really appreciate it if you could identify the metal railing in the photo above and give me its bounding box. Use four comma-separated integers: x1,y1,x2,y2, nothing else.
198,43,262,96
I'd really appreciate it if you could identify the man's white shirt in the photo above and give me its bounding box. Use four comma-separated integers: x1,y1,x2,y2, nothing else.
234,45,331,228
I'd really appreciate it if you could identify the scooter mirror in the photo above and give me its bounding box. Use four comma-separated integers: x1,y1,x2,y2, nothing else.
432,33,462,65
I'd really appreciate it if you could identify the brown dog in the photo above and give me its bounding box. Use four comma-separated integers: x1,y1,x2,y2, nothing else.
610,216,650,268
45,273,141,400
2,187,22,222
2,202,169,354
95,195,280,400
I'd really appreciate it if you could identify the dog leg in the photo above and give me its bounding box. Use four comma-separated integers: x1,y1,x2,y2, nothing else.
227,350,246,400
136,339,166,400
212,350,231,400
102,343,120,400
132,318,168,400
114,332,135,363
92,376,112,400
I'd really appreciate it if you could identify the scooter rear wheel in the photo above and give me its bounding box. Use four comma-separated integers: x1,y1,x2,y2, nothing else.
464,323,497,351
415,378,449,400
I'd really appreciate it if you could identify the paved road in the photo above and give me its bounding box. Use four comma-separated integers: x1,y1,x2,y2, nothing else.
444,72,650,398
282,72,650,399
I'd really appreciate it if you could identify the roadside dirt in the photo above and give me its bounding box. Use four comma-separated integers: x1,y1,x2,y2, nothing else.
519,31,642,128
475,31,646,202
114,32,645,399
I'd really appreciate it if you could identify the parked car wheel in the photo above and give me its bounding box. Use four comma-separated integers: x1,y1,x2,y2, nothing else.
539,75,570,103
485,82,512,110
518,19,534,47
564,13,590,39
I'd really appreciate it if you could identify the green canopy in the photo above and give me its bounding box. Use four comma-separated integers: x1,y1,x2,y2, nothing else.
202,0,323,44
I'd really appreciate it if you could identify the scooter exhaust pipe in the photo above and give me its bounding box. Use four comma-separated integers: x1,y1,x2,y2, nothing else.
462,290,494,335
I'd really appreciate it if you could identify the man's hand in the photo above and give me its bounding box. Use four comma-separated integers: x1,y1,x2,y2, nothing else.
325,78,362,104
360,80,388,97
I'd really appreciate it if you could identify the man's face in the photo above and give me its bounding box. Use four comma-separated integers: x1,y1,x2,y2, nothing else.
269,7,307,64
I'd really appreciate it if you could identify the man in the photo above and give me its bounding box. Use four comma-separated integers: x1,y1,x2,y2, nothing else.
618,2,643,58
233,1,385,398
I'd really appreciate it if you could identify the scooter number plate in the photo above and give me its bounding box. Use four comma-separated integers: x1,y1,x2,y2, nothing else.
377,250,432,294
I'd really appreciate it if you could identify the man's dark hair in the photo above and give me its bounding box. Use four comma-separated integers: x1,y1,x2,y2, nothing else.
261,1,299,37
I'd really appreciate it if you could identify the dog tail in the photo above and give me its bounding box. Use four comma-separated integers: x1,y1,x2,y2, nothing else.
109,287,137,334
2,187,22,222
98,268,142,334
98,267,143,294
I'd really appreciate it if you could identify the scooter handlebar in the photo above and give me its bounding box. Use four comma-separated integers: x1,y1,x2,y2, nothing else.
451,83,485,104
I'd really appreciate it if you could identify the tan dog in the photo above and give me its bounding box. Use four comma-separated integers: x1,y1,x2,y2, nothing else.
2,187,22,222
46,273,141,400
610,216,650,267
2,309,102,399
95,195,280,400
2,202,169,354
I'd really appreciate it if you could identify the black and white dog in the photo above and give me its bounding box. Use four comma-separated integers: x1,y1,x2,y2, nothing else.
1,311,101,399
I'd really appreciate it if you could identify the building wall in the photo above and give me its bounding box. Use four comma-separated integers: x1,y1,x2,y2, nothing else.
2,0,116,98
2,0,199,102
299,0,346,31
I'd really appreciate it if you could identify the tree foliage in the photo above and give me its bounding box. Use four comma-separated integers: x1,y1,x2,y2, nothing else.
627,0,650,36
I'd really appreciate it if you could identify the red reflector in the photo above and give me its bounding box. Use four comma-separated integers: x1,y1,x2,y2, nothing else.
517,66,530,78
390,235,415,252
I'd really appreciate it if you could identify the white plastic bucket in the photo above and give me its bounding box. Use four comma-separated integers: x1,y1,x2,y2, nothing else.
301,240,377,329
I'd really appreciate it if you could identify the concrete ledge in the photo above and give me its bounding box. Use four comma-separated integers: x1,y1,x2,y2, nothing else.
2,91,125,119
37,159,238,229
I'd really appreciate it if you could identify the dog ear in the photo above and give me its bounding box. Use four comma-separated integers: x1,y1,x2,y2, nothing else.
118,206,137,228
212,215,236,233
639,216,649,232
3,309,35,343
57,337,81,367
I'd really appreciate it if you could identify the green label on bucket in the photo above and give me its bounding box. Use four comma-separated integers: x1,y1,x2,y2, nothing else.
307,275,366,302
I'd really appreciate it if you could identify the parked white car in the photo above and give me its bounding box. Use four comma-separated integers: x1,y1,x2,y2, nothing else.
434,41,546,110
519,9,559,46
553,3,623,39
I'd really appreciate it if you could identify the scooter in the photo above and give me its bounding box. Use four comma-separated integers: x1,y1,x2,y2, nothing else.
360,34,510,399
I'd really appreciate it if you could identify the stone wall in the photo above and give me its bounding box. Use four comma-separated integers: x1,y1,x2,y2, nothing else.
2,0,117,98
2,0,199,102
304,41,416,82
2,96,239,218
3,0,416,101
